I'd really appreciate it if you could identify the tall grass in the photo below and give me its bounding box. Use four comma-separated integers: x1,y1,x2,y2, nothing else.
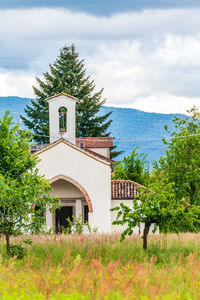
2,233,199,267
0,233,200,299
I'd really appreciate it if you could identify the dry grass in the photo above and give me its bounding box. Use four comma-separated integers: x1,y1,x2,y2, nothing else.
0,233,200,299
5,231,200,245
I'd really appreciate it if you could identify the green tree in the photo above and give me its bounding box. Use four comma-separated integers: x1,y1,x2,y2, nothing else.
112,148,150,186
155,107,200,206
0,112,60,256
111,173,200,250
21,44,120,158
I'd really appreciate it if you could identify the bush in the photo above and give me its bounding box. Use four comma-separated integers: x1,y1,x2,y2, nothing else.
64,214,98,234
3,238,33,259
66,214,84,234
6,244,27,259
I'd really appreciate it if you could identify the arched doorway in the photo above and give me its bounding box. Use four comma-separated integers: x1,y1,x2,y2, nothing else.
48,175,93,233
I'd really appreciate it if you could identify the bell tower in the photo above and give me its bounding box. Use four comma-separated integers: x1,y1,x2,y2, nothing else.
46,92,79,144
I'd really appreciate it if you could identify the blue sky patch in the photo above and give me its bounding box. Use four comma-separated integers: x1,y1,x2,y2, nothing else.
1,0,200,15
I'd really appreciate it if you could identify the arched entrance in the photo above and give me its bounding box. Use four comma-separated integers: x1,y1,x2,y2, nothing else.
48,175,93,232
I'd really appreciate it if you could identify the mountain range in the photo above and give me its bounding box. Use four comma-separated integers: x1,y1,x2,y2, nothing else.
0,96,186,167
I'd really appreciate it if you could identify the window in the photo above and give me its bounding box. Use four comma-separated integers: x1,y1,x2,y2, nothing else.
58,107,67,132
84,205,89,223
79,142,84,149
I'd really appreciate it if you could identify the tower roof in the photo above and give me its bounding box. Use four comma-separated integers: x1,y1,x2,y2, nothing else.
46,92,79,102
76,137,113,148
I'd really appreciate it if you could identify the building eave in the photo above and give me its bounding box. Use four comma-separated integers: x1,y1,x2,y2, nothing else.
46,92,79,102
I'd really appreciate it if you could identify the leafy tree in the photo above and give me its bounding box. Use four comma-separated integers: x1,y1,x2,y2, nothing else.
155,107,200,206
0,112,60,256
21,44,120,158
111,173,200,250
111,148,150,186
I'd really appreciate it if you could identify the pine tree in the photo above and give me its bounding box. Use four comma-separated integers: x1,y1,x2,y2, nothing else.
21,45,120,157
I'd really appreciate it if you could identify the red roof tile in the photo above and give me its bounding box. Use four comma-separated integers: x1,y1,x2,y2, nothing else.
76,137,113,148
111,180,144,199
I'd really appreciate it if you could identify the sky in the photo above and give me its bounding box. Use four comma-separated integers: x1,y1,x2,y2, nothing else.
1,0,200,114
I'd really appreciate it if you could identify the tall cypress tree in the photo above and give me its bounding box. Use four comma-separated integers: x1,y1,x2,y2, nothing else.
21,45,120,157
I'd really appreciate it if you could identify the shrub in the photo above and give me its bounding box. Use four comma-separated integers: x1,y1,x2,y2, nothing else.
4,244,26,259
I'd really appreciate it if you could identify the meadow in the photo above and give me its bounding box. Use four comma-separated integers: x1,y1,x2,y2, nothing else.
0,233,200,299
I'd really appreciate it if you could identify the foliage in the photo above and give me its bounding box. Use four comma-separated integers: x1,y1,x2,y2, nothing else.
5,244,26,259
111,147,150,185
21,44,120,158
23,238,33,246
3,239,32,259
66,214,84,234
62,214,97,234
155,106,200,206
111,173,200,249
86,223,98,234
33,225,54,235
0,112,60,256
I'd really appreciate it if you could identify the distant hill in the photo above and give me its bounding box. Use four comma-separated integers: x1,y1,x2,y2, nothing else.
0,96,186,166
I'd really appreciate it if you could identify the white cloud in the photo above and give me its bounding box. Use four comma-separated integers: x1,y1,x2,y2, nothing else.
0,69,36,97
129,95,200,115
0,7,200,114
1,8,200,40
86,37,200,108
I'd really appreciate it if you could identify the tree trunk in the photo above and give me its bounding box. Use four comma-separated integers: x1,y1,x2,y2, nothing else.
5,232,10,256
138,222,141,235
190,182,196,203
143,221,151,250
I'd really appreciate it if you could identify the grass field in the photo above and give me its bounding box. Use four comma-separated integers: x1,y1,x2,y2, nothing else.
0,233,200,299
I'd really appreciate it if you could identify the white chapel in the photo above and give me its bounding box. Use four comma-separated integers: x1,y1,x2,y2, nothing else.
32,92,142,233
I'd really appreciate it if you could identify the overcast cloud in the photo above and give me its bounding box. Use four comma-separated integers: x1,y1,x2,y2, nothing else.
0,7,200,114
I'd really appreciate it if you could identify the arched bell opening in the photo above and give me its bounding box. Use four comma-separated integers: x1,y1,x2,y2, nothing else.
58,106,67,133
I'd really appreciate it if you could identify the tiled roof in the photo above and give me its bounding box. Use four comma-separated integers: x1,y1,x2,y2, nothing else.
112,180,144,200
76,137,113,148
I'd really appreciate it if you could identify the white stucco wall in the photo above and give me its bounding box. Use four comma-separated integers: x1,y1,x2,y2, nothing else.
37,141,111,233
50,179,83,198
111,200,141,234
111,200,157,235
89,147,110,158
